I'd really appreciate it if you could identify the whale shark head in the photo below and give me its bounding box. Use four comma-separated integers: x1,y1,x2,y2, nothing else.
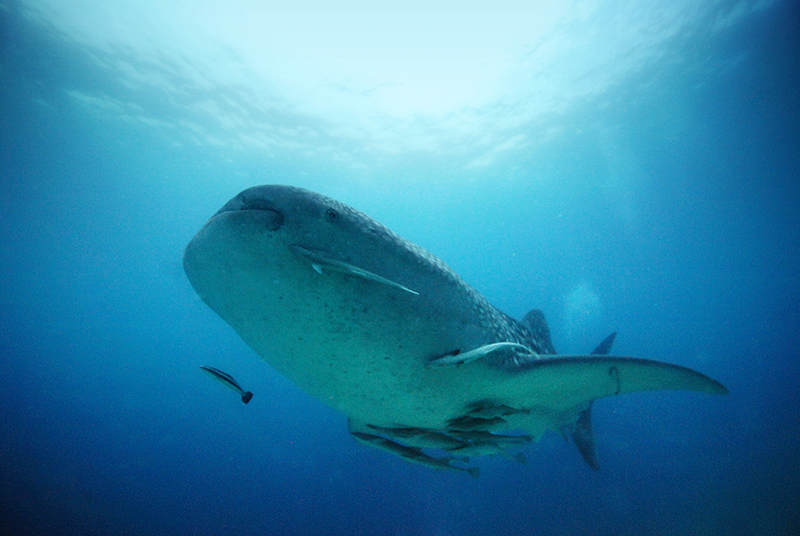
185,185,462,303
207,185,396,260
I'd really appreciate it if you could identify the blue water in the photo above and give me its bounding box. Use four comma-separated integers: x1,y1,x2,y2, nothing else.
1,1,799,535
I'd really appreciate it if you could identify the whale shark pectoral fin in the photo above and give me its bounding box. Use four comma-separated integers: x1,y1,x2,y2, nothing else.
490,356,726,469
290,245,419,295
498,356,728,411
427,342,534,368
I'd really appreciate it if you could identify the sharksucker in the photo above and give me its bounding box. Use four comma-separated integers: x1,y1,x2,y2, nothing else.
200,365,254,404
184,185,728,472
289,244,420,295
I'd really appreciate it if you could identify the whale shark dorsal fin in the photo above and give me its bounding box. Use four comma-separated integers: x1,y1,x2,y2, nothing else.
521,309,557,354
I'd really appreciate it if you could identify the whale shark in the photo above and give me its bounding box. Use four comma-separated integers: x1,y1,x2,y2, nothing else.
184,185,727,472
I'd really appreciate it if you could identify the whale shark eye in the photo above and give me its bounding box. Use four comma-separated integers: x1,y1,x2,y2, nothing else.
325,208,339,222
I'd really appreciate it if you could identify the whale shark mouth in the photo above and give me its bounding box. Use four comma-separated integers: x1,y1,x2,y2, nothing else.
212,193,285,231
289,244,419,295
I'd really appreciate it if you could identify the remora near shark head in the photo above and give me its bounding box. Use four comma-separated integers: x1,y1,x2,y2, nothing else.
184,185,727,470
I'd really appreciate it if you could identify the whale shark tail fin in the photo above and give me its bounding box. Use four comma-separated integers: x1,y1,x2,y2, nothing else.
571,333,615,469
572,404,599,470
591,332,617,356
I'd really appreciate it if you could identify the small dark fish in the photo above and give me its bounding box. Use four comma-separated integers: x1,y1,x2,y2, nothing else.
200,365,253,404
447,430,533,446
466,400,530,419
350,432,479,478
366,425,467,450
446,415,505,432
448,440,528,464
